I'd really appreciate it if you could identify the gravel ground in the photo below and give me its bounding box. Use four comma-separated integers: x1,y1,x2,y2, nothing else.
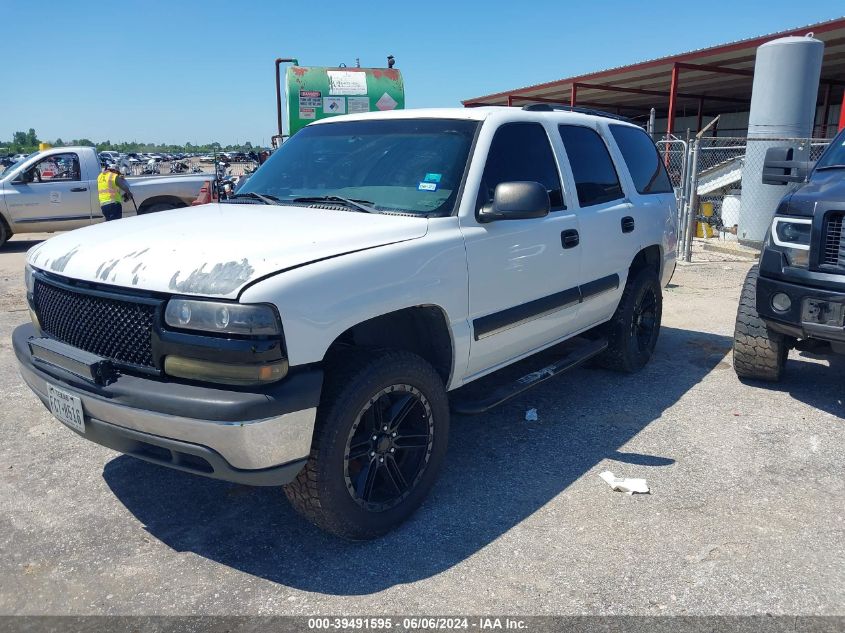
0,234,842,616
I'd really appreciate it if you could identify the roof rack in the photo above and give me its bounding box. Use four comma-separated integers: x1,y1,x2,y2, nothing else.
521,103,630,122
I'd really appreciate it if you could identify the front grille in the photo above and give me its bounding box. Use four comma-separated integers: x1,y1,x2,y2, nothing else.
823,213,844,267
33,280,158,368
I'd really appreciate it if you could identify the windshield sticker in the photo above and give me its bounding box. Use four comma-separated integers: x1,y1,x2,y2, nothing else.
418,182,438,192
424,173,442,183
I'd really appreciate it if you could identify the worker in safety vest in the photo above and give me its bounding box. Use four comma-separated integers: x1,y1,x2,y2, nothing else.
97,165,133,221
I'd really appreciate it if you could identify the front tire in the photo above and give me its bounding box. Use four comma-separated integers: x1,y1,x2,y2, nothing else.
284,350,450,540
596,267,663,372
733,265,789,382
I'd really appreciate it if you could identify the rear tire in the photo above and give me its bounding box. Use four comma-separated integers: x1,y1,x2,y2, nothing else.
284,349,450,540
140,202,182,215
733,265,789,382
595,267,663,372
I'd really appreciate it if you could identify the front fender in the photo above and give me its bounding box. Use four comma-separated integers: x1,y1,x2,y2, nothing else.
238,217,471,388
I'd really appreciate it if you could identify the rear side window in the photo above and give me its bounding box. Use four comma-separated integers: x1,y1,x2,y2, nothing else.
609,125,673,194
558,125,624,208
478,122,564,210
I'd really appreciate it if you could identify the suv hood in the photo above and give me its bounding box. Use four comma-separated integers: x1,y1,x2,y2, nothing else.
28,203,429,299
777,170,845,217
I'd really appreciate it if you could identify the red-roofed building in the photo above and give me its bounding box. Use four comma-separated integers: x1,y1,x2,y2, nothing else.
463,18,845,138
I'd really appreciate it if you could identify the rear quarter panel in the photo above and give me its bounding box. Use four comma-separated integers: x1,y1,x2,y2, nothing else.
599,121,677,287
124,176,209,210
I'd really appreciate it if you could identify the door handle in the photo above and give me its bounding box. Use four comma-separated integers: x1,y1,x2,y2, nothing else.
621,216,635,233
70,187,88,192
561,229,580,249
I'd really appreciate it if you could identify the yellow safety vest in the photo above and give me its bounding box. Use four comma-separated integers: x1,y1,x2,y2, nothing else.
97,171,122,205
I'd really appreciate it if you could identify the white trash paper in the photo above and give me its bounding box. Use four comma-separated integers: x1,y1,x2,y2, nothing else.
525,408,538,421
599,470,650,495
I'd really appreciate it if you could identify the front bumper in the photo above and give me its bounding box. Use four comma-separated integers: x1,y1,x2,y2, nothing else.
14,323,322,486
756,274,845,344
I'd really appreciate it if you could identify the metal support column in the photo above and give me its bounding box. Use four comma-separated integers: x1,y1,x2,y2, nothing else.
570,83,578,108
696,97,704,133
667,64,680,137
821,84,831,137
839,91,845,132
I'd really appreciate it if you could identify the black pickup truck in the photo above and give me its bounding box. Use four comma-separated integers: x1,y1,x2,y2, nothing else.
733,128,845,381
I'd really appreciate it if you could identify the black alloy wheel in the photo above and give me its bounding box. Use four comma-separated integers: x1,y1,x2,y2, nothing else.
632,285,659,354
595,267,663,372
283,350,450,540
344,384,434,512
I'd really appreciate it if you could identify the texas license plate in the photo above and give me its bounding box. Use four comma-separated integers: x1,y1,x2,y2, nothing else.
47,384,85,433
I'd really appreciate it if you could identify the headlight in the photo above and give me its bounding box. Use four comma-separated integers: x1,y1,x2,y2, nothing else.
771,217,811,248
164,299,280,336
25,265,35,294
771,217,811,269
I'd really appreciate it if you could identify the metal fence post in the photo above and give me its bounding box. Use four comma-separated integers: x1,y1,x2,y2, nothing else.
678,140,691,244
683,138,700,262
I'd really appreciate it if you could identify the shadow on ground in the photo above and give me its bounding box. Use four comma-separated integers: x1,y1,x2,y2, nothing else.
104,325,732,595
3,239,44,254
764,350,845,419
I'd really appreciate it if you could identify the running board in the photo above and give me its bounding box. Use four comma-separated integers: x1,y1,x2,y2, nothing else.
449,337,608,415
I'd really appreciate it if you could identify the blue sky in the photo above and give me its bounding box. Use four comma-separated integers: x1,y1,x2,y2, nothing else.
1,1,842,146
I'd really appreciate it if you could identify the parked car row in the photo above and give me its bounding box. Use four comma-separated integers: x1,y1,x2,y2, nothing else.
1,153,34,174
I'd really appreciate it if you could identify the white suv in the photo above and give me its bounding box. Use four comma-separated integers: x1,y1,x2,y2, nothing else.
16,106,677,539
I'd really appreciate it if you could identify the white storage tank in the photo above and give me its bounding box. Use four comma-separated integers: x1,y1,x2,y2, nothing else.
738,35,824,244
722,190,741,241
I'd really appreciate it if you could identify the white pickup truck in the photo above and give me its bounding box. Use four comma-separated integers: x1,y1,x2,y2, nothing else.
0,146,210,247
15,107,677,539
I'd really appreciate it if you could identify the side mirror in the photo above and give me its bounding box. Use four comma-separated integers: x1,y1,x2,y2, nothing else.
762,147,813,185
478,181,550,223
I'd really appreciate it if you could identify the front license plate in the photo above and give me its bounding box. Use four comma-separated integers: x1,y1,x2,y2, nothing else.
47,384,85,433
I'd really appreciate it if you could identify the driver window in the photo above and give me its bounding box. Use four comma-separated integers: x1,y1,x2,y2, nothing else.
31,153,81,183
477,122,565,212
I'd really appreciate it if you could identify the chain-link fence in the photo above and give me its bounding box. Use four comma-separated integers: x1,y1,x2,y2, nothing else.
669,135,832,262
655,137,688,211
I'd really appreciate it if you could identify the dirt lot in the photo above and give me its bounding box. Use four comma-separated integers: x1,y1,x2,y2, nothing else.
0,234,842,615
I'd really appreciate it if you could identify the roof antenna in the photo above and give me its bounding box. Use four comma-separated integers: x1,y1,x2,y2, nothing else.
387,55,395,69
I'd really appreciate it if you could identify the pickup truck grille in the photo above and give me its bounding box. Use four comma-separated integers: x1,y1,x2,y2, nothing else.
33,280,158,369
823,213,844,267
821,213,845,266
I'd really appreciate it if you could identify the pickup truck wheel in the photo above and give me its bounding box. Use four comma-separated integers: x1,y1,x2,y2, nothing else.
140,202,181,215
596,267,662,373
283,350,449,540
732,265,789,382
0,219,10,248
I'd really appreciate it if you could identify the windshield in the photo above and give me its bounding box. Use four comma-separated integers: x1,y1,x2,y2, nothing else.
2,151,38,176
238,118,479,215
816,130,845,169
